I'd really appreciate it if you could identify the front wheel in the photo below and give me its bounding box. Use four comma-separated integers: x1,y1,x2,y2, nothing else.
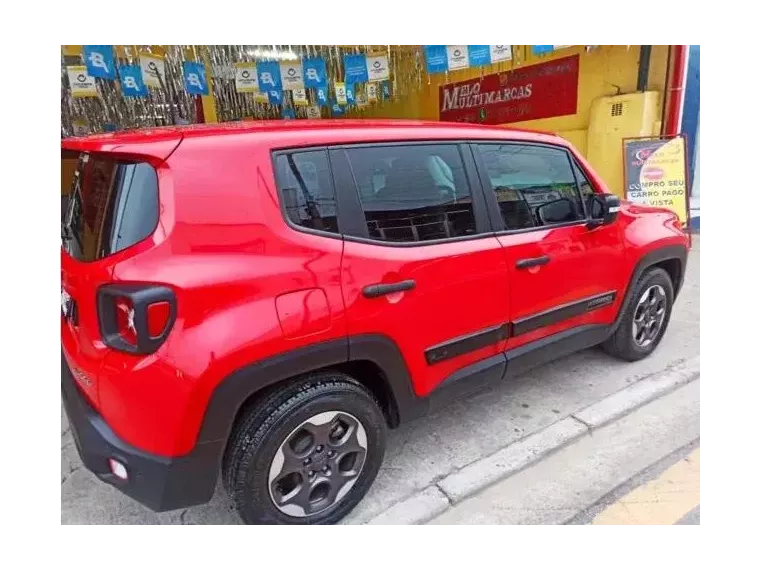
223,373,386,524
602,267,674,361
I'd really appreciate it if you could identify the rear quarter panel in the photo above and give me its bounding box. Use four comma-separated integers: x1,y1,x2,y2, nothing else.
100,137,347,456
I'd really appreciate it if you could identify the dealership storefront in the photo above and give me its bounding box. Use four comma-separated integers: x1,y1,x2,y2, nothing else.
62,45,696,218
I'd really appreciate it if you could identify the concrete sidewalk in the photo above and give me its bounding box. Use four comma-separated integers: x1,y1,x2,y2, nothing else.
427,378,699,525
61,238,699,525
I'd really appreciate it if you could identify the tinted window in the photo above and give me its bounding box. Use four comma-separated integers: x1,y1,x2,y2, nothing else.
275,151,338,234
476,144,585,229
62,151,159,262
344,145,476,243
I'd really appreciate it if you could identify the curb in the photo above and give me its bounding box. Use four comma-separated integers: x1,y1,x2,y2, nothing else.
364,355,700,525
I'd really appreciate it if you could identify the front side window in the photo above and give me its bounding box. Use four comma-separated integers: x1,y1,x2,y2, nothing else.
344,144,477,243
476,144,585,229
275,150,338,234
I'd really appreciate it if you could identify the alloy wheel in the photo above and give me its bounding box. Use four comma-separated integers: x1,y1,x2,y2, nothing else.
632,284,667,348
267,411,367,518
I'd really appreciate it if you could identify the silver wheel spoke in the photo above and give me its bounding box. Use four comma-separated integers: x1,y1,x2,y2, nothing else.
267,410,368,518
632,284,667,348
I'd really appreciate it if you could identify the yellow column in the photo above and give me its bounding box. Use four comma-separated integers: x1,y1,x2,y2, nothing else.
62,45,83,57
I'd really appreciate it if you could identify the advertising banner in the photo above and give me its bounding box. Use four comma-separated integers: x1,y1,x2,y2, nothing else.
623,136,689,225
343,54,369,84
182,62,208,95
83,46,116,79
439,54,579,124
446,45,469,70
257,61,282,92
67,66,98,97
235,63,259,92
335,82,347,105
280,60,304,90
140,54,165,88
118,65,147,97
292,88,308,106
424,45,448,73
303,57,327,88
366,54,390,81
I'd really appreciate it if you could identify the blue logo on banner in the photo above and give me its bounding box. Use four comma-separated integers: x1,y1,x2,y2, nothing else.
316,86,328,106
268,89,283,105
83,45,116,80
282,108,295,119
257,61,282,91
468,45,491,67
345,84,356,104
118,65,147,97
424,45,448,73
343,54,369,84
303,57,327,89
532,45,554,55
381,81,391,99
331,101,344,116
182,62,208,95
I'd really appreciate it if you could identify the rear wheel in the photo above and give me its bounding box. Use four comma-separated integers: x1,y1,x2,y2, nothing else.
223,373,386,524
602,267,674,361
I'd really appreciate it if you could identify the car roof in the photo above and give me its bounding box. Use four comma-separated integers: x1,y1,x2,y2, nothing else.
62,119,569,155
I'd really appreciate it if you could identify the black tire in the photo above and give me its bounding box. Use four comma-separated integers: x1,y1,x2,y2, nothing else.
602,267,674,361
222,372,386,525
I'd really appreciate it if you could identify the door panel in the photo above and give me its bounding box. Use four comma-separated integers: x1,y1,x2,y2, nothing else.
497,223,625,349
469,140,626,349
333,142,510,397
341,238,510,396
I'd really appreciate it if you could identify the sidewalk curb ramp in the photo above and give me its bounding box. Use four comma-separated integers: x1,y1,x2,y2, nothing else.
361,355,700,525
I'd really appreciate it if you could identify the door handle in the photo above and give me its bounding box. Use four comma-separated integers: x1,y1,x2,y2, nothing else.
516,255,550,269
362,279,416,299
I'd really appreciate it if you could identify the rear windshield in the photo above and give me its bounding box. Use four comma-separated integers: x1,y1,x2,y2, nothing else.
61,151,159,262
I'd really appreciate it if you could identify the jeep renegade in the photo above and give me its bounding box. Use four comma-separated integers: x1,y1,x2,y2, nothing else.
61,120,689,524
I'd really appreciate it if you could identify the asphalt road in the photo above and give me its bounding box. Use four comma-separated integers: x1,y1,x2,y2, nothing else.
61,237,700,524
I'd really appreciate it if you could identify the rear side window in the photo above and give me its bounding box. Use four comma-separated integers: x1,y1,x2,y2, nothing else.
344,144,477,243
61,151,159,262
274,150,338,234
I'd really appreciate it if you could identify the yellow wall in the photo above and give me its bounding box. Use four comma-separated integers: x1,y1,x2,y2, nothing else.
357,45,667,143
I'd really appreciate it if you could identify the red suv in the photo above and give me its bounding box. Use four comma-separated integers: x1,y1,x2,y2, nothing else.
61,120,689,524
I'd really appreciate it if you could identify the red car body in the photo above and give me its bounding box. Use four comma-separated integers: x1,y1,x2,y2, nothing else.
61,120,689,512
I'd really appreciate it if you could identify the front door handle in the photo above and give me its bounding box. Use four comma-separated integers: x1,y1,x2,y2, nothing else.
362,279,416,299
516,255,550,269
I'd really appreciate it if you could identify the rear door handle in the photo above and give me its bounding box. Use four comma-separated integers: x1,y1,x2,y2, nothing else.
362,279,416,299
516,255,550,269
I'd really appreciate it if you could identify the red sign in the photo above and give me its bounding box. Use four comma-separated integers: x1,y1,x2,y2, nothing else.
439,54,580,125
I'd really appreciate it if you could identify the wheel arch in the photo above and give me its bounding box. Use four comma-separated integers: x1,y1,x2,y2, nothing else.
195,335,425,452
615,244,688,330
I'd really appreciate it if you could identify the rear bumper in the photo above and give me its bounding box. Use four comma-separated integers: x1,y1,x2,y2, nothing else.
61,352,220,512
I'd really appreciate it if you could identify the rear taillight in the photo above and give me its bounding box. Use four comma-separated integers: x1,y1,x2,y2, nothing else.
97,284,177,354
115,297,138,345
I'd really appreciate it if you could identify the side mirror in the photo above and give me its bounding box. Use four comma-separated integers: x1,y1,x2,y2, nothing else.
587,193,620,229
536,197,577,225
